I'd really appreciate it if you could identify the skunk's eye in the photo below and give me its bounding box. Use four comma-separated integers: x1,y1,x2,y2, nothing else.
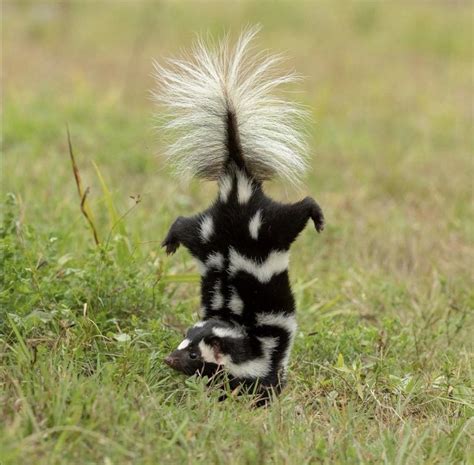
189,352,198,360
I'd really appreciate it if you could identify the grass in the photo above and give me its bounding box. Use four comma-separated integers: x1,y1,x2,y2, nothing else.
1,1,473,464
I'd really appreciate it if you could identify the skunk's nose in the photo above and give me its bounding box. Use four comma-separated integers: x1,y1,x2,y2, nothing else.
164,356,177,368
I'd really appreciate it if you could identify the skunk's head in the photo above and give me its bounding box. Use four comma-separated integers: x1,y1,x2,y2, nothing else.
164,318,243,377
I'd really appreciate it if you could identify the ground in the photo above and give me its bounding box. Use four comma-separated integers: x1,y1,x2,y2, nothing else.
1,2,473,464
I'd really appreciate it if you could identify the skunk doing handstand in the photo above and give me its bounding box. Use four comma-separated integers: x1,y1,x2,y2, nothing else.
154,28,324,396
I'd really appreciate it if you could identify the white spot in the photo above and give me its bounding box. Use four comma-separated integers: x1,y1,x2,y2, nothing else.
249,210,262,240
237,171,253,204
193,321,206,328
211,280,224,310
206,252,224,270
226,337,278,379
219,174,233,202
195,252,224,277
212,326,245,339
228,248,290,283
228,287,244,315
199,215,214,243
177,338,191,350
198,340,220,364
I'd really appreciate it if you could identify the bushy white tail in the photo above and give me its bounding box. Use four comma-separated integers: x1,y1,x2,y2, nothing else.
153,27,310,184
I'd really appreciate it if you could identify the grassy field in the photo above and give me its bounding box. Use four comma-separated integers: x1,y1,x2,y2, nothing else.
1,1,473,464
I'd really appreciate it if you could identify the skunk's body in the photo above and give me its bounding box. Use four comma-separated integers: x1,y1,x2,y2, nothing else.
154,28,324,397
161,167,323,388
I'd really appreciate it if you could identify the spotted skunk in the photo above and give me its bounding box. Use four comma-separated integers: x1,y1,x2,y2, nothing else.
154,28,324,396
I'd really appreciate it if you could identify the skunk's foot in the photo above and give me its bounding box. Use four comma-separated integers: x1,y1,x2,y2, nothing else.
161,237,179,255
305,197,324,233
161,216,185,255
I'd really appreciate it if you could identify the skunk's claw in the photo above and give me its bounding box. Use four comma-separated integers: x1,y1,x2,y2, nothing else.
310,200,325,233
161,237,179,255
313,214,325,233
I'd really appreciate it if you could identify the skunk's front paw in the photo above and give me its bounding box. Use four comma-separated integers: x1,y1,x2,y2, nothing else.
310,201,325,233
161,238,179,255
161,216,185,254
313,213,325,233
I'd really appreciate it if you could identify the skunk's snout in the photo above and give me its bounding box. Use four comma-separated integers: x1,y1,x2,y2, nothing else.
164,355,179,369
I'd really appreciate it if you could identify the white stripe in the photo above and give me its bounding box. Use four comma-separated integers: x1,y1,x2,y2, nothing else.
211,280,224,310
212,326,245,339
256,313,297,334
228,248,290,283
199,216,214,242
195,252,224,277
199,340,220,364
228,287,244,315
224,337,278,379
249,210,262,240
177,338,191,350
237,171,253,204
193,321,206,328
219,174,233,202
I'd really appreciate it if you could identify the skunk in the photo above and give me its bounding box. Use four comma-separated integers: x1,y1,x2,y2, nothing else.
154,28,324,396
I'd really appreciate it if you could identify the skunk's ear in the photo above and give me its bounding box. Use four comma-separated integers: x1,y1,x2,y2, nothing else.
208,336,224,363
209,336,222,353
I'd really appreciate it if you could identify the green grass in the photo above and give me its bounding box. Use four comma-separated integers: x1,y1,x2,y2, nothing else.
1,1,473,464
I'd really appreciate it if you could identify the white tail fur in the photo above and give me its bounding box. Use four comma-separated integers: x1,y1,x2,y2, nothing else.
152,26,310,184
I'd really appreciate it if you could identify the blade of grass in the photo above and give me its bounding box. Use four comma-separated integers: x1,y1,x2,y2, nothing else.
161,273,200,284
6,314,31,363
66,126,100,246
